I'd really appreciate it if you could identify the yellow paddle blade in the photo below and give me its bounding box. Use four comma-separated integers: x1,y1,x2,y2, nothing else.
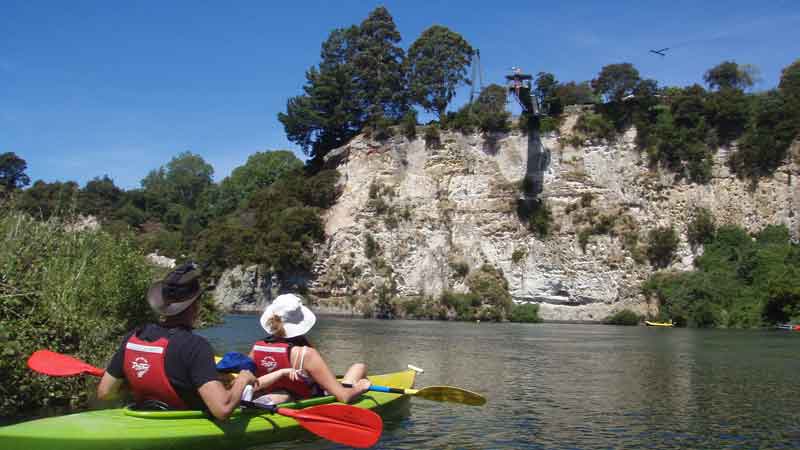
414,386,486,406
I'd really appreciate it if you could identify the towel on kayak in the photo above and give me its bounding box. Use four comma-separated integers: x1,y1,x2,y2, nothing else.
215,352,257,373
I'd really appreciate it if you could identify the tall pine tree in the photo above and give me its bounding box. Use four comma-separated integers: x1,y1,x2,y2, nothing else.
278,7,407,165
353,7,407,123
407,26,473,120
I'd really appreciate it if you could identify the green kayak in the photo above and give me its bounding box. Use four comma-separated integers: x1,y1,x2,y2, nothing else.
0,369,416,450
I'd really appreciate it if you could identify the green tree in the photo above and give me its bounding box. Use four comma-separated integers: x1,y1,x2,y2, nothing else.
779,59,800,97
703,61,756,91
707,88,750,144
79,175,123,219
592,63,641,103
352,7,407,122
644,224,800,328
553,81,596,106
0,152,31,193
534,72,559,114
16,180,79,220
731,91,795,178
279,27,365,164
450,84,510,133
216,151,303,216
407,25,474,119
142,151,214,210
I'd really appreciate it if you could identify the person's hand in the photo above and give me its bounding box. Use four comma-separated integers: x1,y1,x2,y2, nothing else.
353,378,371,395
238,369,256,385
287,368,300,382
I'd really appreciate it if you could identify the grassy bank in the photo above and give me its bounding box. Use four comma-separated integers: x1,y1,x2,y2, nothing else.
0,212,155,417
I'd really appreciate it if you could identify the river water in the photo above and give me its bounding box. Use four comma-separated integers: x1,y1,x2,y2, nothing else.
199,315,800,449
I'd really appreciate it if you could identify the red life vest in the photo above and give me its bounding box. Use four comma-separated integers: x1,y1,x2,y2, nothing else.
251,341,315,399
122,334,187,409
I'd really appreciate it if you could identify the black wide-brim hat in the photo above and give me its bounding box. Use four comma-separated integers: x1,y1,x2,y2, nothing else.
147,262,204,317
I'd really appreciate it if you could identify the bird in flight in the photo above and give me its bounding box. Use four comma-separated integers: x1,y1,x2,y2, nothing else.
649,48,669,56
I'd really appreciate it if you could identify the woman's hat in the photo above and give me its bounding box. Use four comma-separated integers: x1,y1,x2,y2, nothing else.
147,262,203,316
260,294,316,338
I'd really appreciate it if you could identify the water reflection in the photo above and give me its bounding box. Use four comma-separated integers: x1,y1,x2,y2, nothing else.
200,316,800,449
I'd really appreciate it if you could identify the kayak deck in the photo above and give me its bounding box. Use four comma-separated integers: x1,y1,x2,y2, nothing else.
0,369,416,450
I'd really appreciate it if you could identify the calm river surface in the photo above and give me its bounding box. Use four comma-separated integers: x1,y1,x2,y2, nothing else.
199,315,800,449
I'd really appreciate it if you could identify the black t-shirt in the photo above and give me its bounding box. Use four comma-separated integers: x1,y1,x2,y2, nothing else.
107,323,219,410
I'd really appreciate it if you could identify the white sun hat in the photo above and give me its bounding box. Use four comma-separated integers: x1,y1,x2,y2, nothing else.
260,294,316,338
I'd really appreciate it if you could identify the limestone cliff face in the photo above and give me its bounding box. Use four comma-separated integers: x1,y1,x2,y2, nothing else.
309,113,799,321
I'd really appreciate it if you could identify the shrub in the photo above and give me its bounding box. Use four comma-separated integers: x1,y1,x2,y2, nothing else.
401,111,418,140
687,207,716,249
439,291,480,320
0,212,156,416
364,234,379,259
574,112,616,142
646,226,679,268
603,309,641,325
509,303,543,323
424,124,441,149
511,248,527,264
578,228,591,253
580,192,595,208
449,260,470,278
538,116,560,134
516,198,552,238
467,264,512,317
372,116,394,141
367,196,388,215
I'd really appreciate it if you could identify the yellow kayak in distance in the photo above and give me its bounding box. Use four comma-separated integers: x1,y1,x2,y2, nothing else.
645,320,674,327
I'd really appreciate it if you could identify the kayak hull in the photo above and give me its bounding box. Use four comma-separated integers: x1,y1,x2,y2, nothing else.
645,321,674,327
0,369,416,450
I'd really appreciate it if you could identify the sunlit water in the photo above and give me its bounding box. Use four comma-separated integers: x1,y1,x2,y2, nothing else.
200,315,800,449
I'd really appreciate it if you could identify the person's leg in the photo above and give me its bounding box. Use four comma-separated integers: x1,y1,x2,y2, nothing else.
340,363,367,384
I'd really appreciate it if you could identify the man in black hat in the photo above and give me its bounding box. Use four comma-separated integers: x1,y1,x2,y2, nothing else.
97,262,255,420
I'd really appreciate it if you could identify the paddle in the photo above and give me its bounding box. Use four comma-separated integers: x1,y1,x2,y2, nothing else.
241,400,382,448
27,349,105,377
27,350,384,448
343,382,486,406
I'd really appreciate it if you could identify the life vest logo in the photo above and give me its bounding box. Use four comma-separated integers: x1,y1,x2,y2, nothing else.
260,356,278,372
131,357,151,378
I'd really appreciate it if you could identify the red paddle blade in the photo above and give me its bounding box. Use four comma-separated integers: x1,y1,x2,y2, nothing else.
27,350,105,377
278,404,383,448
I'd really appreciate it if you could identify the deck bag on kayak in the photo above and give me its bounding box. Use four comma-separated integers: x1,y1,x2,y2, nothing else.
251,341,316,399
123,335,187,409
216,352,257,373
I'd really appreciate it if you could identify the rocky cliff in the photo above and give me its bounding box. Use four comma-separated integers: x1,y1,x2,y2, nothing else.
302,111,799,321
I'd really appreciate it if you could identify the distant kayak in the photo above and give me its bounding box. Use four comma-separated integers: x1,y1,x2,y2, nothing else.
776,323,800,331
645,320,674,327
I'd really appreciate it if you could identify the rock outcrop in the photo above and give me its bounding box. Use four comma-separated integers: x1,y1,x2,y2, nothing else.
307,113,799,321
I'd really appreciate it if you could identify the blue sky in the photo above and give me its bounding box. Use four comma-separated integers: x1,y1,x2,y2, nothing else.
1,1,798,188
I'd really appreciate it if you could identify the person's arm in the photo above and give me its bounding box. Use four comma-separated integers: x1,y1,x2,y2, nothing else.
197,371,255,420
253,368,292,393
97,372,124,400
97,335,129,400
297,347,370,403
190,337,255,420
